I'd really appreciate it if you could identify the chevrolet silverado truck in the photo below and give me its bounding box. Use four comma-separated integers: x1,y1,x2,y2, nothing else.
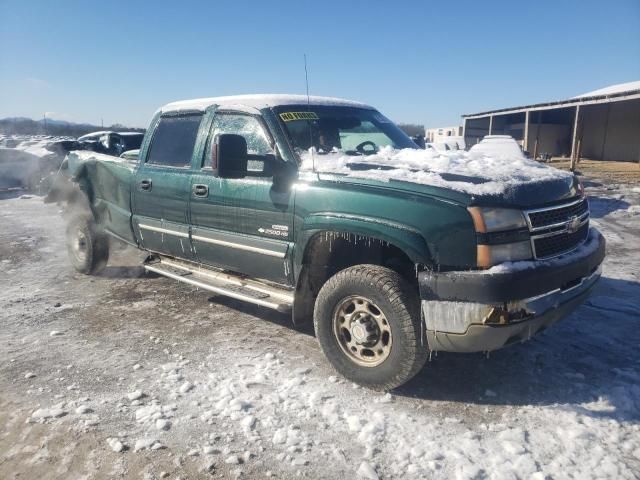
49,94,605,390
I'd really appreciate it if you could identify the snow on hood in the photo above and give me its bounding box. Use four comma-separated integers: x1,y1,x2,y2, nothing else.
300,146,573,196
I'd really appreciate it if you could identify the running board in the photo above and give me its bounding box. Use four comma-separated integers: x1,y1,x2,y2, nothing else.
144,257,293,312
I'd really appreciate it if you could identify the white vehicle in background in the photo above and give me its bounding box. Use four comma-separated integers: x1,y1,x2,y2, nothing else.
425,139,465,153
469,135,527,158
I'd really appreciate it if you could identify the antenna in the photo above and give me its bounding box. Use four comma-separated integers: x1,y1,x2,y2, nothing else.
304,54,310,102
304,54,316,172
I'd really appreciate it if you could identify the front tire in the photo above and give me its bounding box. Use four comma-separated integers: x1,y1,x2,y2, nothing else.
314,265,427,391
66,214,109,275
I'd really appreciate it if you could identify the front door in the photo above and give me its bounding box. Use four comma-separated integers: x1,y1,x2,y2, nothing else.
189,112,295,285
132,113,203,260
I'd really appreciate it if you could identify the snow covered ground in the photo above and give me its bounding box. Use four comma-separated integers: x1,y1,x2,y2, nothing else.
0,179,638,479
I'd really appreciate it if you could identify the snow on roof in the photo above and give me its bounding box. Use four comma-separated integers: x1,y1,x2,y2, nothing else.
78,130,143,140
118,131,144,136
160,94,374,114
573,80,640,99
78,131,111,140
464,80,640,117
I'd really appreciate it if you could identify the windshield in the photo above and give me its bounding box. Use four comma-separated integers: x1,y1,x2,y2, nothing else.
274,105,417,160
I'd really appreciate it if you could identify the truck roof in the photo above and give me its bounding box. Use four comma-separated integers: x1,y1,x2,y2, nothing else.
78,131,143,140
160,94,375,115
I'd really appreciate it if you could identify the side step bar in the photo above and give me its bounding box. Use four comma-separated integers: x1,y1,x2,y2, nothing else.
144,257,294,312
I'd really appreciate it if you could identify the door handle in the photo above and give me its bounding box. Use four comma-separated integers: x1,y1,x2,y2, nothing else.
193,184,209,198
140,179,152,191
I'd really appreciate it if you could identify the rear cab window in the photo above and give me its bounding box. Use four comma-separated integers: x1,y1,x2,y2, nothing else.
146,114,203,168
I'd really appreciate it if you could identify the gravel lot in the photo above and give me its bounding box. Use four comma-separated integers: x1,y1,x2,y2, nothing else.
1,179,639,480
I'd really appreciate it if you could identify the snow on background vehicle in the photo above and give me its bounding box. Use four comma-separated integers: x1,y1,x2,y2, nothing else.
0,134,72,191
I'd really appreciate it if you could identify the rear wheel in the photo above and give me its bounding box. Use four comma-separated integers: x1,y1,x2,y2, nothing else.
314,265,427,390
66,214,109,275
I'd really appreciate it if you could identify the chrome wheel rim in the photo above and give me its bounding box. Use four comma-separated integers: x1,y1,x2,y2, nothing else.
332,295,392,367
72,229,88,263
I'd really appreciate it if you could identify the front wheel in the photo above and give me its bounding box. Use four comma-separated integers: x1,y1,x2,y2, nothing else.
66,214,109,275
314,265,427,390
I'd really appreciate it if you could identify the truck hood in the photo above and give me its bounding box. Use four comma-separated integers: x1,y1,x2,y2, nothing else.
303,147,580,208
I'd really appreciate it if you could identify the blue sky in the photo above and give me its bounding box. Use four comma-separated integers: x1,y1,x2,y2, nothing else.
1,0,639,129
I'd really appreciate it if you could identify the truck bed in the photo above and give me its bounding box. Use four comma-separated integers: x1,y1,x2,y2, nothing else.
66,151,137,244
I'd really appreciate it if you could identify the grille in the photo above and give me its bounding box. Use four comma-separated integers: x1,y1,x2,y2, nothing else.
525,197,590,259
528,198,588,229
533,223,589,258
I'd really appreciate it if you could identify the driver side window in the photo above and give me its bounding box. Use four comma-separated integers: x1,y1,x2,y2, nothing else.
204,113,273,171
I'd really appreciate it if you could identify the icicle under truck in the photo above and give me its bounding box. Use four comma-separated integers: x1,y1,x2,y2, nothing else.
49,94,606,390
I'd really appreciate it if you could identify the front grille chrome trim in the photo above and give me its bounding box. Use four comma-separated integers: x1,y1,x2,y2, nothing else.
524,196,585,216
524,197,590,259
528,210,590,233
530,215,590,240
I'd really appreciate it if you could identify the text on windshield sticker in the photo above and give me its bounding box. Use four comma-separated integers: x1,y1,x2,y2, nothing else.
279,112,319,122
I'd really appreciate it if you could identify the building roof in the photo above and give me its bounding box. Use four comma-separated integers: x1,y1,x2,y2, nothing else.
463,81,640,118
573,80,640,98
160,94,374,115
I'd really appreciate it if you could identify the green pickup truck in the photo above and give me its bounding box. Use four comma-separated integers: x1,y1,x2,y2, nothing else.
50,94,605,390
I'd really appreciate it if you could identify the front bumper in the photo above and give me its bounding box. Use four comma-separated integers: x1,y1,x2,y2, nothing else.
419,228,605,352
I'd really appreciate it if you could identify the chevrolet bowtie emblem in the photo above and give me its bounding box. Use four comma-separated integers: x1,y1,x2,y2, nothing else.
566,216,581,234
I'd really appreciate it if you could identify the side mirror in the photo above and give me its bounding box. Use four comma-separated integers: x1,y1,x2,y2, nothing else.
215,134,248,179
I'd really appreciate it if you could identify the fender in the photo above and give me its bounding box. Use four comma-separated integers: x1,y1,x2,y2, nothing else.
296,211,432,268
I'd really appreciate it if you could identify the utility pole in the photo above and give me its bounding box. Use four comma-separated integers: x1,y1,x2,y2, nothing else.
570,105,581,172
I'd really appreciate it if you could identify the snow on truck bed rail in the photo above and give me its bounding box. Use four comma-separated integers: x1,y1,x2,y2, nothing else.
300,146,574,195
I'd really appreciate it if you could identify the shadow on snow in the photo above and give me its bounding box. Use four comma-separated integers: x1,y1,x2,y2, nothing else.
588,195,631,218
396,276,640,423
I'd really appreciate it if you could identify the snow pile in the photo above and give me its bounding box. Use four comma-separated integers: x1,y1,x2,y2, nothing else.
0,135,71,158
300,146,573,195
30,407,67,421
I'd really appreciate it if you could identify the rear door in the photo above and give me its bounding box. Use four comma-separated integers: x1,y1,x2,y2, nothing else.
189,111,295,284
132,113,203,260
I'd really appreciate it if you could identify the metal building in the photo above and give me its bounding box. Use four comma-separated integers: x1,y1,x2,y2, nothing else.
462,81,640,163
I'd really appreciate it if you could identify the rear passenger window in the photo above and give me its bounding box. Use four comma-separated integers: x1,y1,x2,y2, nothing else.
146,114,202,167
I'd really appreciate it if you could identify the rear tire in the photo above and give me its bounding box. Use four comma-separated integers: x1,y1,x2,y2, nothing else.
314,265,427,391
66,214,109,275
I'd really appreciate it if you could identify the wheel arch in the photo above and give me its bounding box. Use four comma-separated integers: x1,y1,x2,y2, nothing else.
292,214,433,325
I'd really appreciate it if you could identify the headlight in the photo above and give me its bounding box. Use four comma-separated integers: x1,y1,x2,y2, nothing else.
468,207,532,267
467,207,527,232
